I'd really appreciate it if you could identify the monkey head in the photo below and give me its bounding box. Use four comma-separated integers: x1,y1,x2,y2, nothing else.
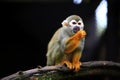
62,15,84,34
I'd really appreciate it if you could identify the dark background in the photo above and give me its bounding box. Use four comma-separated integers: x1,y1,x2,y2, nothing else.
0,0,120,78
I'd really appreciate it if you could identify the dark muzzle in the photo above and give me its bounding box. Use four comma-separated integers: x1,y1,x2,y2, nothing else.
73,26,80,33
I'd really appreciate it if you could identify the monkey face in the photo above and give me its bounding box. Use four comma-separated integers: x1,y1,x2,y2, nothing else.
69,20,84,33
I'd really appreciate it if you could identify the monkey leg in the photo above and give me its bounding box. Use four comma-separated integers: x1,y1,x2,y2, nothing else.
72,51,82,72
64,30,86,54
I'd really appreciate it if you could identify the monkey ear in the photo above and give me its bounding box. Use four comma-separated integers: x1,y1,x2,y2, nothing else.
61,20,69,27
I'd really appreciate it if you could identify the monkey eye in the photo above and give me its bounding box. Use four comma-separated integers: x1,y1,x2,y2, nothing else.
72,22,77,24
78,22,81,25
69,20,77,26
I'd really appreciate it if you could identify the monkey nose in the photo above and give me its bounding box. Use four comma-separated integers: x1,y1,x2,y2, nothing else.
73,26,80,33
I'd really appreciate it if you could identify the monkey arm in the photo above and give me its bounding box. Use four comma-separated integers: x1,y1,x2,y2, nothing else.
64,30,86,54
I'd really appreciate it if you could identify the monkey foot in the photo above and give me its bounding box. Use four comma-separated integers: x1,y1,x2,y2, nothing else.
72,62,81,72
61,61,73,70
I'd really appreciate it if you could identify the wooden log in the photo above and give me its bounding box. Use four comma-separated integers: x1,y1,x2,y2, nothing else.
1,61,120,80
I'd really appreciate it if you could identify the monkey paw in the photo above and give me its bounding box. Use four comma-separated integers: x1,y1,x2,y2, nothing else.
80,30,86,38
72,62,81,72
81,30,86,36
75,30,86,39
61,61,73,70
77,30,86,39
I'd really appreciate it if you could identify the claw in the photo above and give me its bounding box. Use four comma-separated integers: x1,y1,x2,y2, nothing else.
73,62,81,72
61,61,73,69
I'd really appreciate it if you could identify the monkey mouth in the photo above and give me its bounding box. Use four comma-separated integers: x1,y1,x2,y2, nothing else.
73,26,80,33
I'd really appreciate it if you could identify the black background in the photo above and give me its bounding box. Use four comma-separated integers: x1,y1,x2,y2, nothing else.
0,0,120,78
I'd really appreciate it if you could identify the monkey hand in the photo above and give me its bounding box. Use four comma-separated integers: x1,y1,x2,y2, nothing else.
74,30,86,40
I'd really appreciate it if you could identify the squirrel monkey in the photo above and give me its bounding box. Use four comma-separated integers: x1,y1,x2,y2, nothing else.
46,15,86,72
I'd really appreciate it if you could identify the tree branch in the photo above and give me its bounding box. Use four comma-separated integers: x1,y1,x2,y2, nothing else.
1,61,120,80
